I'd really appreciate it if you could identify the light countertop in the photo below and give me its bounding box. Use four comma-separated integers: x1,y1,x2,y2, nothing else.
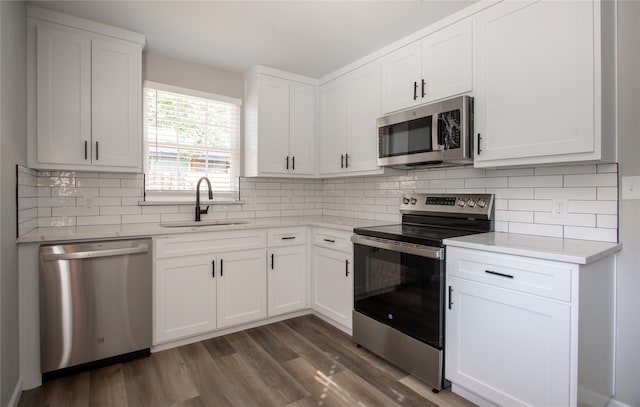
17,216,393,244
443,232,622,265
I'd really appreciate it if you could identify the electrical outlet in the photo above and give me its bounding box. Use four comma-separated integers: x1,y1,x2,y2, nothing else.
621,176,640,200
551,198,568,218
84,197,95,209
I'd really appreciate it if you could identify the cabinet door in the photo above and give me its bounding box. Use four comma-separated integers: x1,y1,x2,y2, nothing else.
380,42,421,114
319,79,349,175
36,23,91,167
155,255,217,343
216,249,267,328
91,36,142,169
421,19,472,103
345,63,381,173
258,75,291,174
473,0,595,165
446,276,570,407
289,82,316,175
311,246,353,329
267,246,307,316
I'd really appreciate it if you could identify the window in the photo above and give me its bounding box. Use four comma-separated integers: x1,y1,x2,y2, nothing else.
143,81,241,200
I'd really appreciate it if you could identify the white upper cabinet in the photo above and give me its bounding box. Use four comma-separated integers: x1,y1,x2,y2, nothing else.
28,7,144,172
380,19,473,114
244,67,316,177
319,62,397,177
473,0,615,167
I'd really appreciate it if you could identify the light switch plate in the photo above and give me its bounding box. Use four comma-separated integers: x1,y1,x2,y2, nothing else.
621,176,640,200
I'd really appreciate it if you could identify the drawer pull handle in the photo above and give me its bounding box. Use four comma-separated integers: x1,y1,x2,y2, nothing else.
448,286,453,309
485,270,514,279
281,236,296,240
323,238,335,243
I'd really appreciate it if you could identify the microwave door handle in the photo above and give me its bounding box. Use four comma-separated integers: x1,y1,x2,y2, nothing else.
432,115,442,152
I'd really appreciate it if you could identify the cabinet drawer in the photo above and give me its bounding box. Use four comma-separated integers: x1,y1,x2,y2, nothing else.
155,230,267,258
447,247,573,302
312,228,353,253
267,227,307,247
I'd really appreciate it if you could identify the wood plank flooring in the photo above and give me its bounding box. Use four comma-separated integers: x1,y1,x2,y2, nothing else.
19,315,476,407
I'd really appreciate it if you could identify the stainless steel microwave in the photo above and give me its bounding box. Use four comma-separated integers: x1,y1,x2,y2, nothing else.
377,95,473,168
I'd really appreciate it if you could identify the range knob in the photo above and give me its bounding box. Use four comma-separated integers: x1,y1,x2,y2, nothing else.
457,199,466,207
467,199,476,208
410,197,417,205
477,199,487,208
402,197,410,205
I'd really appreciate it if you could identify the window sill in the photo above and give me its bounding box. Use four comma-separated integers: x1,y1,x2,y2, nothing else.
139,199,246,206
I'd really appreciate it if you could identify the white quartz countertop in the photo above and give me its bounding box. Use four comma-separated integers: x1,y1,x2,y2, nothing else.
443,232,622,265
17,216,393,244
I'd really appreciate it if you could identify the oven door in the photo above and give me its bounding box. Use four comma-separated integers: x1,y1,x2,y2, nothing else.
352,235,445,349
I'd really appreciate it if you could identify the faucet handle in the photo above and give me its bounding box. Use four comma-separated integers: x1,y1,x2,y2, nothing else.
201,205,210,214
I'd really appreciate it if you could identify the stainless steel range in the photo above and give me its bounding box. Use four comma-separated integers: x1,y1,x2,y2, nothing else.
351,193,494,391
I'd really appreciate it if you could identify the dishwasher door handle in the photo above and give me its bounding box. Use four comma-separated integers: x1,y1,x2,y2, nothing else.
42,243,149,261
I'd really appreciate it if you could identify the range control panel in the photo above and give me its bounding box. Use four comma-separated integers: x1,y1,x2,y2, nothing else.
400,193,494,218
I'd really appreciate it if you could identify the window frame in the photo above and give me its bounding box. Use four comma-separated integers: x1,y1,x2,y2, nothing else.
142,81,242,202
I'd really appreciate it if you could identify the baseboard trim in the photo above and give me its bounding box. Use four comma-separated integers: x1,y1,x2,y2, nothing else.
608,398,634,407
8,379,22,407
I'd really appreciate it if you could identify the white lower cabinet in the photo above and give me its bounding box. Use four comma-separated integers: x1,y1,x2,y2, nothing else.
447,276,571,406
154,231,267,344
216,249,267,328
267,227,307,317
155,254,218,343
311,229,353,330
445,246,615,407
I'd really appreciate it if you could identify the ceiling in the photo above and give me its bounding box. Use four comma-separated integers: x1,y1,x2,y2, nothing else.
29,1,477,79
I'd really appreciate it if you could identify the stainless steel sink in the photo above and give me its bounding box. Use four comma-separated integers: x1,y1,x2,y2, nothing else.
159,220,249,228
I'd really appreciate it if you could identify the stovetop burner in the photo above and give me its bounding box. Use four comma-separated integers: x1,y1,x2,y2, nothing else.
354,193,494,246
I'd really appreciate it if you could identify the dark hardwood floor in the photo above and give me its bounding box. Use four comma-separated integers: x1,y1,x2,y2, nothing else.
19,315,476,407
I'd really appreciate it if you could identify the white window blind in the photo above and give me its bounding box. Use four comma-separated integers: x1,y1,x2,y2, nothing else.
143,82,241,199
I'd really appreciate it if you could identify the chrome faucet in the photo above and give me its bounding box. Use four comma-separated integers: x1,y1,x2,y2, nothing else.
195,177,213,221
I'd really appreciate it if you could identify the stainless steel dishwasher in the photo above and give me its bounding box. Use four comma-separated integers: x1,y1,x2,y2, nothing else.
39,238,152,376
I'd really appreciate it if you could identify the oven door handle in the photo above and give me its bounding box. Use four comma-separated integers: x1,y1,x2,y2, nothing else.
351,235,444,260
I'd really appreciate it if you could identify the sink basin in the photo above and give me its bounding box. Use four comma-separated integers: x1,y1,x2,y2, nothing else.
159,220,249,228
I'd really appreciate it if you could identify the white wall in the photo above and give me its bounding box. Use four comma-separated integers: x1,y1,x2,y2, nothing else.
613,1,640,406
1,1,27,405
143,52,243,99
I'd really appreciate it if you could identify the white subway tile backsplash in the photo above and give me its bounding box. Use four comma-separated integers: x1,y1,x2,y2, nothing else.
568,200,617,214
535,188,597,200
18,162,619,243
465,177,508,188
76,178,120,188
509,222,564,238
564,173,617,187
508,175,563,188
597,187,618,201
445,167,486,179
99,187,142,197
564,226,617,242
534,164,596,175
52,207,100,217
122,214,160,224
509,199,551,212
76,215,121,226
597,214,618,228
534,212,596,227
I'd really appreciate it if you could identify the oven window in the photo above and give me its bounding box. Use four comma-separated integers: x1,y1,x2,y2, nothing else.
353,244,444,348
379,116,433,158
